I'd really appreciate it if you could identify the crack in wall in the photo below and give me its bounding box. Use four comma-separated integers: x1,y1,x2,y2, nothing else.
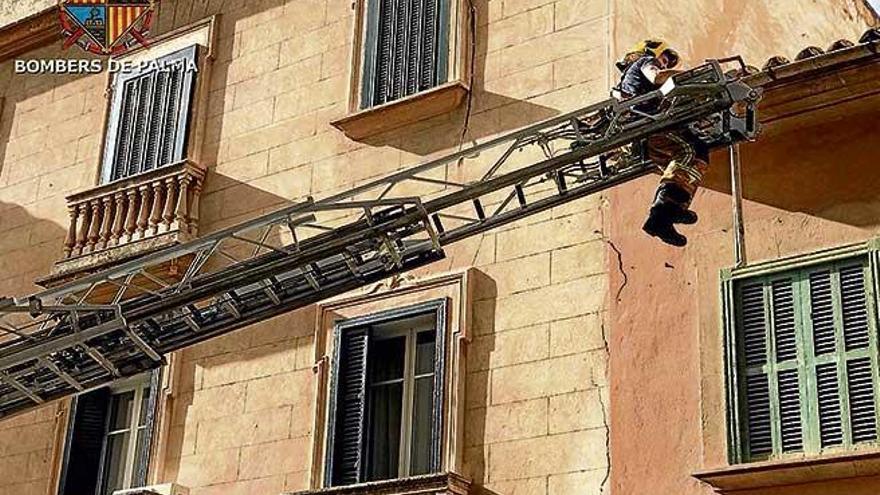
597,320,612,495
605,237,629,302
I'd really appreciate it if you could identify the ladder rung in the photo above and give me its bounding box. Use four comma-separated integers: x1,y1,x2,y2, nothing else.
81,344,120,377
514,184,527,208
473,199,486,221
1,373,43,404
39,357,83,391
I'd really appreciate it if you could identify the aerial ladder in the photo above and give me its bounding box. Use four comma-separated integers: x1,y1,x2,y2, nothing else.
0,59,761,418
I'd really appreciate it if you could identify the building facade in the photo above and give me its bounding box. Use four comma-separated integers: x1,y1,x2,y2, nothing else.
0,1,874,495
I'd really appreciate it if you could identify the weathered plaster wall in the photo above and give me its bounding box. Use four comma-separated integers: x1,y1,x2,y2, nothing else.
612,0,876,69
0,0,617,494
607,52,880,495
608,4,877,494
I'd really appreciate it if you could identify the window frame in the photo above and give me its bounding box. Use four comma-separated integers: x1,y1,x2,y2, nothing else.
97,377,152,495
358,0,452,110
324,299,448,487
722,239,880,464
100,44,199,185
56,369,162,495
331,0,470,140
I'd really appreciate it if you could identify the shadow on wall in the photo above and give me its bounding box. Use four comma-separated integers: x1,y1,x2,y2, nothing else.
0,200,67,297
460,270,497,485
700,96,880,229
164,0,563,162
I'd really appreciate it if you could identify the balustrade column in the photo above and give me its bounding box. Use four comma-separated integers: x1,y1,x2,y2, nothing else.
149,181,164,236
123,189,139,243
98,196,114,250
86,201,102,252
135,186,151,239
75,203,90,256
110,192,126,246
63,207,79,258
189,179,203,234
175,175,192,232
162,177,178,232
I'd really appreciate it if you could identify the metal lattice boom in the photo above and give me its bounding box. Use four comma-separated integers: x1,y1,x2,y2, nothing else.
0,59,761,417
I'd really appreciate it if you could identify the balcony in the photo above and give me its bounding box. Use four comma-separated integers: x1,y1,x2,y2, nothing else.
39,160,206,287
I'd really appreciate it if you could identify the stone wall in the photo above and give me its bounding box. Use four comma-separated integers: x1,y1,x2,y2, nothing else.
0,41,105,495
0,0,54,29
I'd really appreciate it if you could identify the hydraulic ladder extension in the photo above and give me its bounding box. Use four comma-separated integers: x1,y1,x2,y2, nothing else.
0,59,761,418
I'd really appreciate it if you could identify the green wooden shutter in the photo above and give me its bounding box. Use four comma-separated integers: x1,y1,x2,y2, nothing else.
103,45,198,183
361,0,448,108
729,254,880,462
327,326,371,486
738,282,773,457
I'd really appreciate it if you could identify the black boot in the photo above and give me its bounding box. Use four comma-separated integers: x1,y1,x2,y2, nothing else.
658,183,698,225
642,202,687,247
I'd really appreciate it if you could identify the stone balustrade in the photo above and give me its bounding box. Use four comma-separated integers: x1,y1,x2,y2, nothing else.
62,160,206,260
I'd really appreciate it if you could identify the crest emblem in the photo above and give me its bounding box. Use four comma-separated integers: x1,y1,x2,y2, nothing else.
59,0,156,55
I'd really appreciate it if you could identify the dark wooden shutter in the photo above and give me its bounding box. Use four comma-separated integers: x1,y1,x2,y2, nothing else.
103,45,198,183
328,326,371,486
58,388,111,495
133,369,162,487
362,0,447,108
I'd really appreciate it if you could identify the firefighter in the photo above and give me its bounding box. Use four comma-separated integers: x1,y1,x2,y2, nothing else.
614,40,709,247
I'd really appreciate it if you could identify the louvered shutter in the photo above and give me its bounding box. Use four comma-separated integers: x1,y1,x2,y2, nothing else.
361,0,448,108
730,256,880,462
102,45,198,183
738,282,771,457
771,279,804,452
133,369,162,487
58,388,111,495
738,279,807,458
328,326,371,486
806,263,879,449
737,277,806,459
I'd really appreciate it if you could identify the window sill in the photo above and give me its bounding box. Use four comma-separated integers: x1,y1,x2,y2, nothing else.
290,472,471,495
693,449,880,492
331,82,469,140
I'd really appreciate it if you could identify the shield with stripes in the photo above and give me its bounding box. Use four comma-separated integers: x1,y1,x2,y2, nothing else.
60,0,156,55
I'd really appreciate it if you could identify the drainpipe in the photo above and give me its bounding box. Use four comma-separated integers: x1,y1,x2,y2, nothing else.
729,144,747,268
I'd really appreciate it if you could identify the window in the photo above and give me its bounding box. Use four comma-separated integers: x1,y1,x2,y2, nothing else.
359,0,450,109
325,300,446,487
101,45,198,183
58,371,160,495
724,252,880,462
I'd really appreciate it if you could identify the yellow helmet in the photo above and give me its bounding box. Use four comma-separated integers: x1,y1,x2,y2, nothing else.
616,39,680,71
634,39,680,66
